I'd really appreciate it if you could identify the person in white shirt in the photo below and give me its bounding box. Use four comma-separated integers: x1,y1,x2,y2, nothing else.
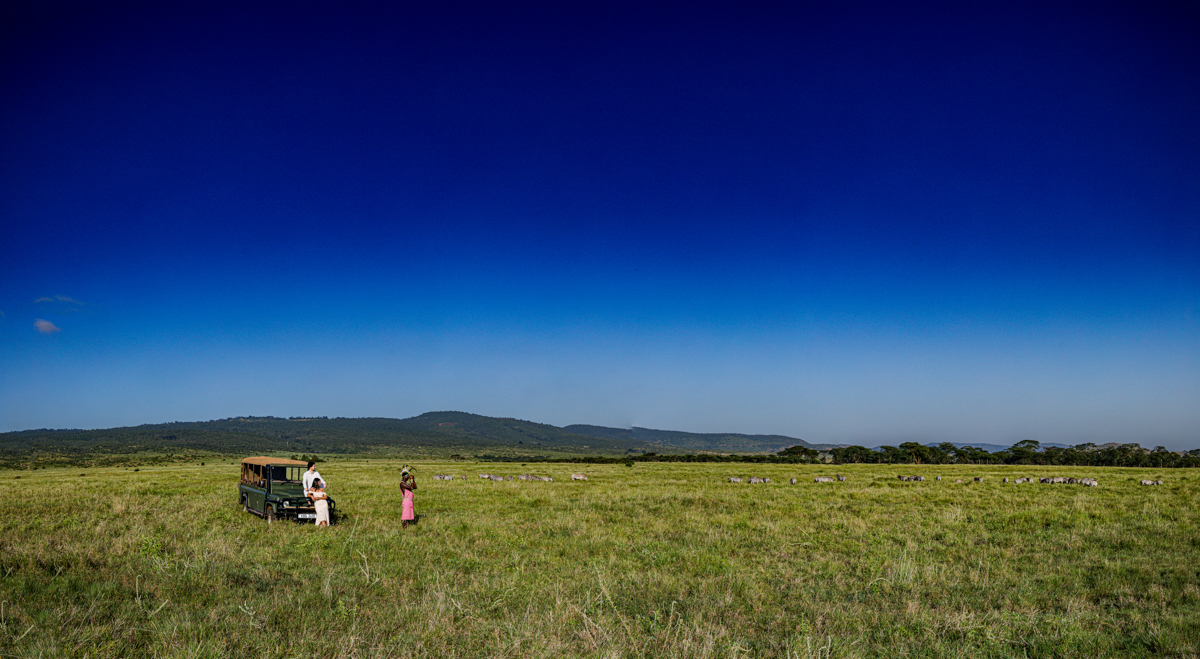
302,461,325,496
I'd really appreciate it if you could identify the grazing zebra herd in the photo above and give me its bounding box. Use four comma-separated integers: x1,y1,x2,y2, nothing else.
1002,476,1100,486
428,473,587,482
429,472,1168,488
732,475,845,483
725,474,1123,487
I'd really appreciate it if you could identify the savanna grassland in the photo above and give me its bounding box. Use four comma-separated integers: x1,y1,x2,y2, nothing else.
2,461,1198,658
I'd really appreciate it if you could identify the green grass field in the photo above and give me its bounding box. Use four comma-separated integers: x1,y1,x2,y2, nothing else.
2,461,1197,658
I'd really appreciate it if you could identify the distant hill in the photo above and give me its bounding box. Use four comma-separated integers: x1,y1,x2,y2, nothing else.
0,412,648,462
0,412,679,465
0,413,832,467
563,424,829,453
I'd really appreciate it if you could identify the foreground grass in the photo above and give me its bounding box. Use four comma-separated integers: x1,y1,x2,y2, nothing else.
1,461,1197,658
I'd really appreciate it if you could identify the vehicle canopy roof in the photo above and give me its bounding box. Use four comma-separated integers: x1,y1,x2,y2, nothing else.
241,456,309,467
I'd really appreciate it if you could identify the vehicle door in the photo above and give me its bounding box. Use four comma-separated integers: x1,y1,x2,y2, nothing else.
247,465,267,512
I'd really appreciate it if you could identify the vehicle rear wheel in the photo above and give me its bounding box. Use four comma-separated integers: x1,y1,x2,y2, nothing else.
241,496,248,513
266,506,275,524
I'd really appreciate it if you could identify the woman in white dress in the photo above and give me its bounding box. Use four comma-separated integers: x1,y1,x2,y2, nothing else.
309,478,331,527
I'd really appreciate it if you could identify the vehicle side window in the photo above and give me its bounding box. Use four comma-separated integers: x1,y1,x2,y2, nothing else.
245,464,264,487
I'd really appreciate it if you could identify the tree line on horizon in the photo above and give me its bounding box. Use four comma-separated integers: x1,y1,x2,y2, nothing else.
825,440,1200,468
501,440,1200,468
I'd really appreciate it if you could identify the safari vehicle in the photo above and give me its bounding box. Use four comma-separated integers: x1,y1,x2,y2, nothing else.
238,456,336,524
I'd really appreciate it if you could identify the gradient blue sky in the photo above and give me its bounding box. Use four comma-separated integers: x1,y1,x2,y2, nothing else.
2,1,1197,448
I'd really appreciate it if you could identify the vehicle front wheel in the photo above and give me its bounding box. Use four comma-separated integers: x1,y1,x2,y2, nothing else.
266,506,275,524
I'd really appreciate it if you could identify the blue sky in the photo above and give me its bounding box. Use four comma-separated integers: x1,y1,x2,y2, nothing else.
1,1,1197,448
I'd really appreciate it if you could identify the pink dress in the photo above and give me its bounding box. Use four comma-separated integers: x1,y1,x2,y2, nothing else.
401,487,415,521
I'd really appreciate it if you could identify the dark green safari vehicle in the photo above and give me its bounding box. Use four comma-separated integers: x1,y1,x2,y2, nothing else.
239,456,336,524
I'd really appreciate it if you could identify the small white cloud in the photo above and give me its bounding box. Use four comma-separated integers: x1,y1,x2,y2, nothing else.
35,295,85,305
34,319,61,334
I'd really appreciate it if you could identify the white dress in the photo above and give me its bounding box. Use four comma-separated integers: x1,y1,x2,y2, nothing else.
311,491,330,525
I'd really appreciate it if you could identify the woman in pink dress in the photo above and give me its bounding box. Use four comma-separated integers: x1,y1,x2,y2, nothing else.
400,468,417,528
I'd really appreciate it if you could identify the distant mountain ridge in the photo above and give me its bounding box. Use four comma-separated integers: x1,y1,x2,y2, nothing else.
1,412,819,461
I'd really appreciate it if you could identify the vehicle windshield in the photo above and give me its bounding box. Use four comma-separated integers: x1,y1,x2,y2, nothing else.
272,482,305,497
266,466,307,496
